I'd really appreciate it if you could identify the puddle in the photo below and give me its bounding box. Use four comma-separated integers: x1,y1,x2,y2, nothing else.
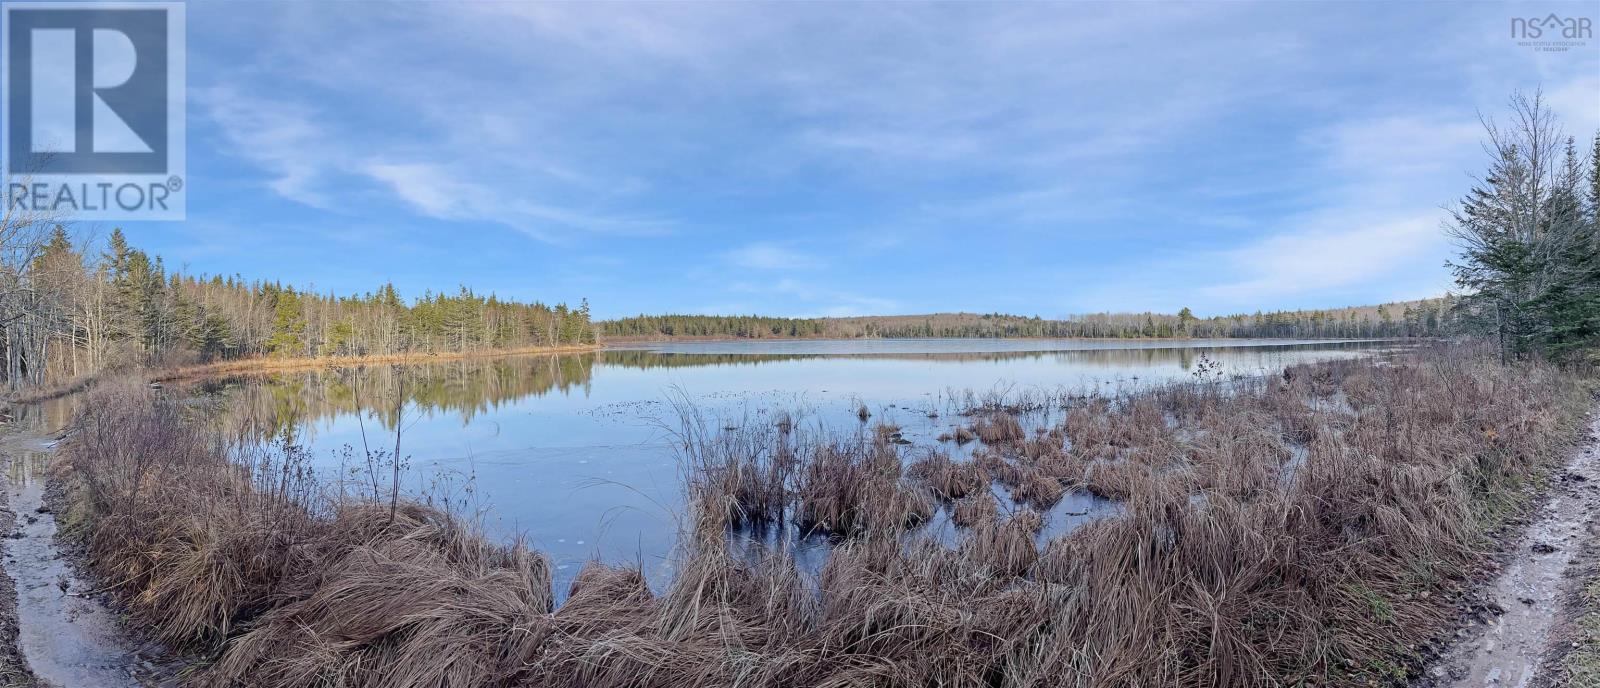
1036,488,1120,541
1278,440,1309,486
2,440,170,688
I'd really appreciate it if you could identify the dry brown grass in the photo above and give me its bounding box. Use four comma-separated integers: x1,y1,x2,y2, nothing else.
960,508,1044,576
55,346,1595,687
973,413,1026,445
950,491,1000,528
793,440,934,537
1011,467,1068,508
906,450,987,501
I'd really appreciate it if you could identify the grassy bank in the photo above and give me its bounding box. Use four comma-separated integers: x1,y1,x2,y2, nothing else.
1558,566,1600,685
53,347,1592,687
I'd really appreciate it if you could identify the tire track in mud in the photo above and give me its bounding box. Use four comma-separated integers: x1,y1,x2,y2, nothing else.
1427,411,1600,688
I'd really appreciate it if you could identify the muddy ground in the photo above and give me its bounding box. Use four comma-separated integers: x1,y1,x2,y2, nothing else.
0,445,38,687
1538,530,1600,687
0,432,173,688
1418,410,1600,688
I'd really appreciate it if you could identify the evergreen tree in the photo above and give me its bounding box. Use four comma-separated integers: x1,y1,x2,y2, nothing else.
266,290,307,357
1448,92,1599,361
1177,307,1195,336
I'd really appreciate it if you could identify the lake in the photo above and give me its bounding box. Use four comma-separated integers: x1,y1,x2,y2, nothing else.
192,338,1393,594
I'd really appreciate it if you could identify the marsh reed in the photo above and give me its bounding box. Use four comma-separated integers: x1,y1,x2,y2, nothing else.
53,345,1592,686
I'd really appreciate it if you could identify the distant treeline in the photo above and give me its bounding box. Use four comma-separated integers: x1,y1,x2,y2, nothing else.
600,299,1457,341
0,228,594,389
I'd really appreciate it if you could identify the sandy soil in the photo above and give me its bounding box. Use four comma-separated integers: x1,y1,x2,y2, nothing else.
1424,410,1600,687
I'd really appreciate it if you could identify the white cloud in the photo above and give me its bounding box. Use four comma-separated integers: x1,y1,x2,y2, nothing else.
1073,105,1506,314
1197,215,1448,305
199,79,669,242
722,242,820,270
187,2,1597,316
196,86,332,207
362,161,671,242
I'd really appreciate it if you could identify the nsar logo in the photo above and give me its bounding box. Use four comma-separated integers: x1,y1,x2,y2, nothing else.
1509,13,1593,54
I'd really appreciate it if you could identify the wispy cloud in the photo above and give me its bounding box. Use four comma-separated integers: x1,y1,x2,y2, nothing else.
195,70,670,243
722,242,820,270
168,2,1598,318
362,162,669,242
724,278,898,318
1197,215,1447,305
196,86,334,207
1071,105,1520,314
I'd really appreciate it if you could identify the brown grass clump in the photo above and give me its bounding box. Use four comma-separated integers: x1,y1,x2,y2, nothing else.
678,406,795,529
974,447,1021,488
55,347,1596,688
906,450,988,500
203,520,555,687
58,380,562,687
937,426,980,444
1079,460,1142,501
1021,426,1068,461
794,442,932,537
949,491,1000,528
974,413,1026,445
1012,468,1068,508
960,509,1044,576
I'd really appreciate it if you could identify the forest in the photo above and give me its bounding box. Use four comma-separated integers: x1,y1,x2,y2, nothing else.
600,299,1458,341
0,228,595,390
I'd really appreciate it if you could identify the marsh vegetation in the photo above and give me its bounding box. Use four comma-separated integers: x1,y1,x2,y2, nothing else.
51,344,1592,687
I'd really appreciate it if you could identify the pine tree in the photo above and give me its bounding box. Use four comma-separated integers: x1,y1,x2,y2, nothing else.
1448,92,1599,361
1177,307,1195,337
1529,134,1600,361
266,290,307,357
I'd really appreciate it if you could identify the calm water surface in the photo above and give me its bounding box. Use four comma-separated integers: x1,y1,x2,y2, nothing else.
196,338,1391,593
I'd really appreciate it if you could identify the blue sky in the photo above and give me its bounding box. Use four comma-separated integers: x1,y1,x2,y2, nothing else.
110,1,1600,320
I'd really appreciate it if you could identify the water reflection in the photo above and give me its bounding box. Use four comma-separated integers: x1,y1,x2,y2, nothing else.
208,352,598,441
208,340,1386,440
184,339,1393,595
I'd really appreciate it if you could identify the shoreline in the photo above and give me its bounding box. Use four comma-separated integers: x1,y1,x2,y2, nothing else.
1,344,603,407
0,434,38,687
1,338,1407,408
150,343,602,382
1418,409,1600,686
601,334,1409,345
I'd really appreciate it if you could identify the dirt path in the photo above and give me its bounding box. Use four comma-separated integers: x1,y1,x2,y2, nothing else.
0,432,171,688
1427,411,1600,687
0,441,39,687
